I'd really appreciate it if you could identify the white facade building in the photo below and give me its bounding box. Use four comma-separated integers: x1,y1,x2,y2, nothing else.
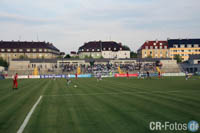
78,41,130,59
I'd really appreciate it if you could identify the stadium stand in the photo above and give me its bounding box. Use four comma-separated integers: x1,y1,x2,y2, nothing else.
7,58,183,76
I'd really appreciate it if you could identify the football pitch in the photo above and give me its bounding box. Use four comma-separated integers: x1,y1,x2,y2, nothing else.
0,77,200,133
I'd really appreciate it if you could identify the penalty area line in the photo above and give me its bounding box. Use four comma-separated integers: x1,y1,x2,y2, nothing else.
17,96,43,133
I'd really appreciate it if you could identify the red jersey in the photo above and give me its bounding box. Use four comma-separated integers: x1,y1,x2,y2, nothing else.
14,75,18,81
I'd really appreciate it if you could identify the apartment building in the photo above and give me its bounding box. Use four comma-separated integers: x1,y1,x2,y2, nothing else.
168,39,200,61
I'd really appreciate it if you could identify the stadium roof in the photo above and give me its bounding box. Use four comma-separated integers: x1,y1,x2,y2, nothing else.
12,59,58,63
11,58,172,63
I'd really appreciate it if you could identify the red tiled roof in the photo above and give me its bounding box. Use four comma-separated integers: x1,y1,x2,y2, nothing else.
139,41,168,50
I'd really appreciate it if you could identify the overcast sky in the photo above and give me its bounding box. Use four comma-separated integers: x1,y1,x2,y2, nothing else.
0,0,200,53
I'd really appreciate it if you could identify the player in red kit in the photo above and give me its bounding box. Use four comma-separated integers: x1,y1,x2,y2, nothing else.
75,73,78,80
126,71,129,79
13,73,18,90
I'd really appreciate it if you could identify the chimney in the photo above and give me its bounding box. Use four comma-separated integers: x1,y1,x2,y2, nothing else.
155,39,158,43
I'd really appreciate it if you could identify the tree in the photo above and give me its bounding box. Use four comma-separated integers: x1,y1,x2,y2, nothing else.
122,45,130,50
64,54,71,58
174,54,182,63
0,57,9,68
89,60,95,66
130,51,137,58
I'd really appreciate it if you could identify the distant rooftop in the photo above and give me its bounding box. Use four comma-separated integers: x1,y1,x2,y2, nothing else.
78,41,130,52
168,39,200,48
0,40,60,52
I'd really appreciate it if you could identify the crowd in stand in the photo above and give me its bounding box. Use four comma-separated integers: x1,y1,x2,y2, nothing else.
50,62,160,74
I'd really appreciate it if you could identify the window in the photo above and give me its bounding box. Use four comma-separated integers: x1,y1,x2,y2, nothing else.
160,43,163,45
7,49,11,52
33,49,36,52
114,48,116,50
82,49,84,51
97,49,100,51
174,45,178,48
19,49,23,52
92,49,94,51
39,49,42,52
187,45,191,48
145,46,148,49
44,49,47,52
27,49,30,52
13,49,17,52
164,46,167,49
1,49,5,52
87,49,89,51
109,48,111,50
155,46,158,49
150,46,153,49
181,50,184,52
160,46,162,49
103,48,106,50
194,44,199,48
181,45,185,48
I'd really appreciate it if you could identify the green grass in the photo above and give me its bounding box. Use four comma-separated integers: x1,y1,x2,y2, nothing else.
0,77,200,133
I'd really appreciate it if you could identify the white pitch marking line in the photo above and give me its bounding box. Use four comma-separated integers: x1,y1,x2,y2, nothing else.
17,96,43,133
